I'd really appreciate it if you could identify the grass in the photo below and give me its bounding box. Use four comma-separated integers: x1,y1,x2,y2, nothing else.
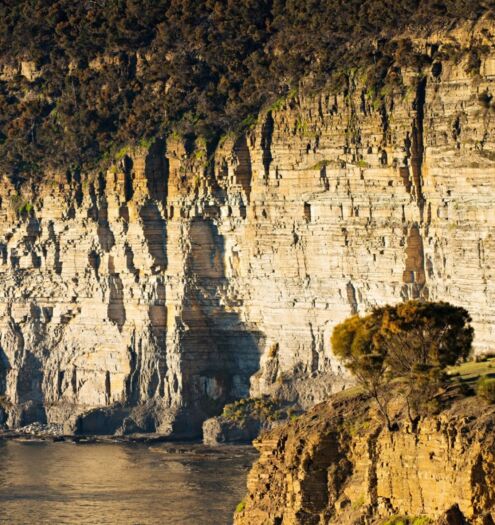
328,358,495,403
18,202,33,214
447,358,495,385
218,131,236,147
331,385,363,401
240,114,257,130
235,500,246,513
266,87,298,113
193,149,207,162
477,376,495,403
351,495,366,510
345,417,371,437
311,159,332,170
138,136,156,150
115,145,130,161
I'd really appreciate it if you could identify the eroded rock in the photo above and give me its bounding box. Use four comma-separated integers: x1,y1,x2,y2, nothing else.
234,392,495,525
0,21,494,436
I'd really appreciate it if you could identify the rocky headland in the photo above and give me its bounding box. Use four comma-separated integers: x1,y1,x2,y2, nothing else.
234,377,495,525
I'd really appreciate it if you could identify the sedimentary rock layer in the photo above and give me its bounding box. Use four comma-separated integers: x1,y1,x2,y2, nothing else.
1,22,495,434
234,393,495,524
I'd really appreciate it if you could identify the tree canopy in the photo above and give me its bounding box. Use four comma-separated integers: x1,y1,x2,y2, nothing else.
332,300,473,427
0,0,493,180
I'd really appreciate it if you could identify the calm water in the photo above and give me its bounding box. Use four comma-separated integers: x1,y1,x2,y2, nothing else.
0,440,256,525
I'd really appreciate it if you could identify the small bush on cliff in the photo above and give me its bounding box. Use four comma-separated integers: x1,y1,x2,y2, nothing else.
332,301,473,427
477,377,495,403
222,397,290,426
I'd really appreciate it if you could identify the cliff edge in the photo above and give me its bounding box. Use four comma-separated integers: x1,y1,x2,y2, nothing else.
234,379,495,525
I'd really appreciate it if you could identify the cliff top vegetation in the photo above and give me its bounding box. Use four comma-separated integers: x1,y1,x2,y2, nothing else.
0,0,494,181
332,300,474,428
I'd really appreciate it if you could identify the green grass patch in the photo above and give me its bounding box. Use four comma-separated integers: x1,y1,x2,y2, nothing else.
19,202,33,214
240,114,257,130
447,358,495,384
477,376,495,403
311,159,332,170
351,494,366,510
115,145,130,161
138,136,156,150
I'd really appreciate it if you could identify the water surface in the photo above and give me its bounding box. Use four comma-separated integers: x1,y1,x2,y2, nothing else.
0,440,255,525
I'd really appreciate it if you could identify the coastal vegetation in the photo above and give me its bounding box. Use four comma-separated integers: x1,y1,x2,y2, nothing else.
331,300,474,428
477,376,495,403
221,396,295,427
0,0,493,181
381,516,433,525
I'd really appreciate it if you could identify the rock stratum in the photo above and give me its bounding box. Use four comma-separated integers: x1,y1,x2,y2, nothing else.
234,388,495,525
1,21,495,435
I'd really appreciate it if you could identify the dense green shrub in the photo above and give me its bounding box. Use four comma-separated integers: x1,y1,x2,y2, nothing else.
477,377,495,403
0,0,493,180
222,396,289,425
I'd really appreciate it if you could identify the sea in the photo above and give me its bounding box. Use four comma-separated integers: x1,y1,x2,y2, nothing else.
0,440,256,525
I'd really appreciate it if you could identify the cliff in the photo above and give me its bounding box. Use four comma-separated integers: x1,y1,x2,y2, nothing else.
234,387,495,524
1,20,495,435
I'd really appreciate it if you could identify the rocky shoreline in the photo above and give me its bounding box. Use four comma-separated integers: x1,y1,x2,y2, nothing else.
0,423,196,445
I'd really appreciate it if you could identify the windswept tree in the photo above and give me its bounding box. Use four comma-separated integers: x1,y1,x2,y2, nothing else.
331,311,392,428
332,301,474,428
376,301,473,422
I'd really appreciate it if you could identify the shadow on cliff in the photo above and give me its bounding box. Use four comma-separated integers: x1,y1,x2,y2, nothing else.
0,345,8,424
0,316,48,428
15,351,47,426
173,217,262,437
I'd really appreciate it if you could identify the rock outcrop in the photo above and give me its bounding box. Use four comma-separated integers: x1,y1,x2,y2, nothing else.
1,21,495,435
202,416,262,446
234,391,495,524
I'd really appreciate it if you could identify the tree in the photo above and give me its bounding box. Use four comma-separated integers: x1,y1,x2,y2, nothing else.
377,301,473,423
332,301,474,428
331,312,393,428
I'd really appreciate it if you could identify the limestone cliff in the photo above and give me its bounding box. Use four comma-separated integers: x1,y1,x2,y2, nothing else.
1,21,495,435
234,390,495,524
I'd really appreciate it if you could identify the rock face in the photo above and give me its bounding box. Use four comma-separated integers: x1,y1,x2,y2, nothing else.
234,393,495,524
1,22,495,435
202,416,261,446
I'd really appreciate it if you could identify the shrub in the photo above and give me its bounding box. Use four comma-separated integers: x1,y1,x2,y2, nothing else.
378,301,473,374
477,377,495,403
235,500,246,513
222,397,291,426
332,301,473,427
0,1,492,179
